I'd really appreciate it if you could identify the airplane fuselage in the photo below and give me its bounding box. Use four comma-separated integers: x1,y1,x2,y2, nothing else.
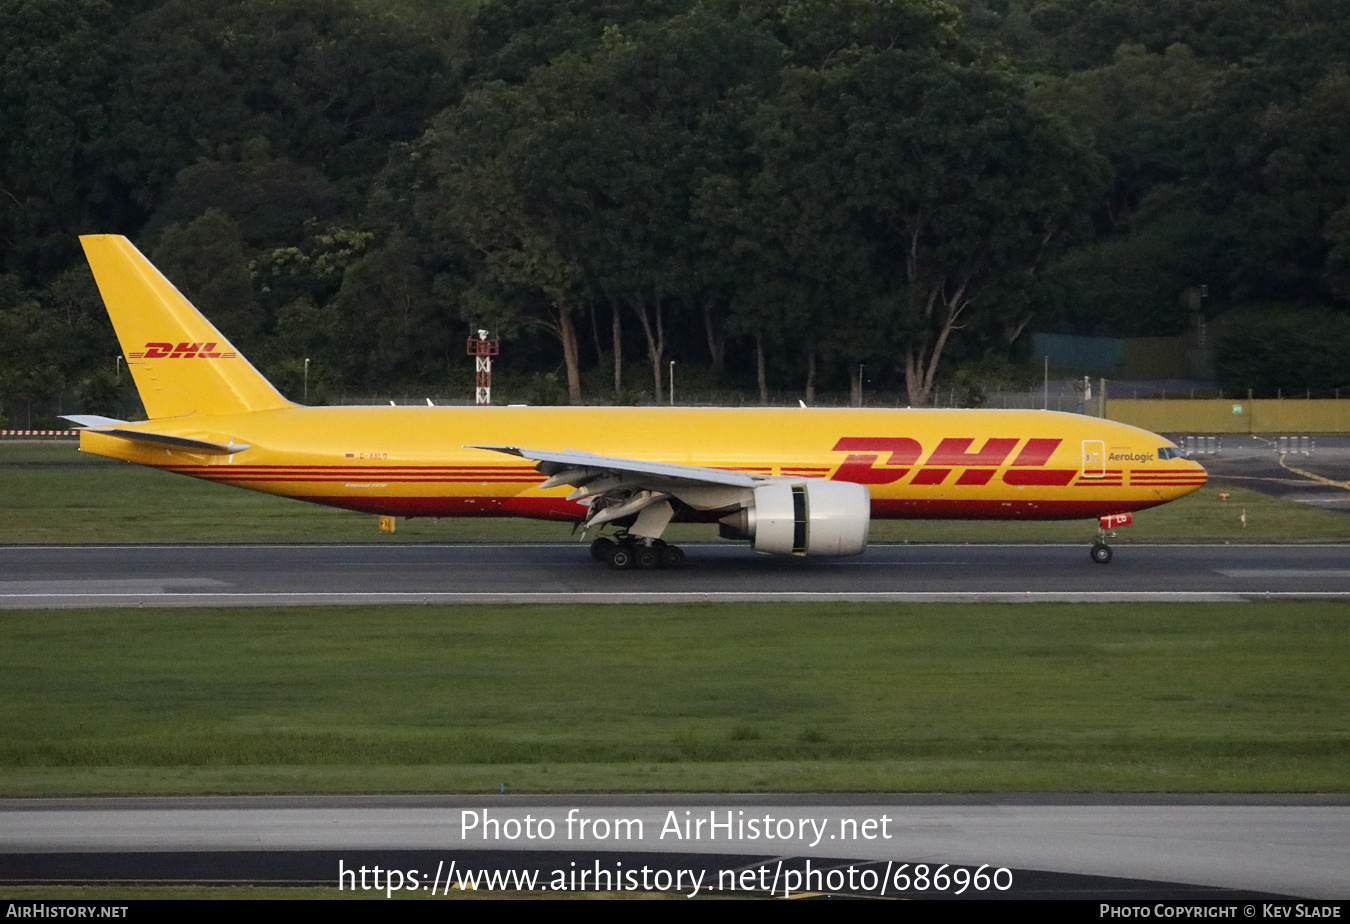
79,405,1206,522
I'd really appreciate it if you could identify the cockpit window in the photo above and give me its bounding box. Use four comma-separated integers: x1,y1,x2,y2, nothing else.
1158,446,1189,460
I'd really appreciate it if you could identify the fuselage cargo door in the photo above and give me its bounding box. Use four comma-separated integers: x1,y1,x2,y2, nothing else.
1081,440,1105,479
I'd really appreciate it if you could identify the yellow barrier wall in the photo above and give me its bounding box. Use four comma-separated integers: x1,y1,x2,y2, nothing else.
1107,399,1350,433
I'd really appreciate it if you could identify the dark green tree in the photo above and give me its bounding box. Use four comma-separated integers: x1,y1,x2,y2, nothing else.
465,0,692,83
149,210,263,347
0,0,119,278
742,46,1101,404
1214,310,1350,397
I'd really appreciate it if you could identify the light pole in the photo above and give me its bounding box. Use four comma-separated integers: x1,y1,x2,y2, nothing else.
669,360,675,406
303,358,310,403
467,330,499,405
1198,284,1209,349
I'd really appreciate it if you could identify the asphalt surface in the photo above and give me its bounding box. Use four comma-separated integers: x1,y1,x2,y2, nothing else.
1183,433,1350,512
2,542,1350,606
2,794,1346,899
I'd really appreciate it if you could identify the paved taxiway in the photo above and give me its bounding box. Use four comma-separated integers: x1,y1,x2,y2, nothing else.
2,795,1347,898
1195,434,1350,513
2,542,1350,607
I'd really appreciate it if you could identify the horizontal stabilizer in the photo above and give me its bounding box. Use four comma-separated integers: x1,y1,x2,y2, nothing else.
73,422,250,455
102,429,249,455
61,415,129,428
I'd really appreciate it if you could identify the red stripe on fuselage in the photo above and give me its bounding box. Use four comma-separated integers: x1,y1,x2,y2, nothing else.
1003,469,1076,486
298,494,1169,521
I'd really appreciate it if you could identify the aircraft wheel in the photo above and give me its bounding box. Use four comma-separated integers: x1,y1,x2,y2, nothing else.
635,545,662,570
1090,542,1112,565
660,545,686,569
606,543,636,570
590,537,615,562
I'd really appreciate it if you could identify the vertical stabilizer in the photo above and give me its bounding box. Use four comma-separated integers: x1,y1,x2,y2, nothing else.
81,234,294,419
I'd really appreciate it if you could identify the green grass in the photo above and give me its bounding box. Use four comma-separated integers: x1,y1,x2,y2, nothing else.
2,602,1347,795
2,440,1347,545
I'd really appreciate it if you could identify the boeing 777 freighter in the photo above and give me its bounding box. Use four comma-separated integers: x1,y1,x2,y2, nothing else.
65,235,1207,569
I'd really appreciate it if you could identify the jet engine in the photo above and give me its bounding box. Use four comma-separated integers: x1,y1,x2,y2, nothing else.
718,481,870,557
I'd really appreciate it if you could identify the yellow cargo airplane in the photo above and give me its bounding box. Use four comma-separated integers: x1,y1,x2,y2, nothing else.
65,234,1207,569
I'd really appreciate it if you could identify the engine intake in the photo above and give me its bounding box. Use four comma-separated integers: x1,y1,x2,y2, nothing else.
718,481,870,557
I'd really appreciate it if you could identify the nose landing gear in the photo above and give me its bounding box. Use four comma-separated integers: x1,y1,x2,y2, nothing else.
1091,512,1133,565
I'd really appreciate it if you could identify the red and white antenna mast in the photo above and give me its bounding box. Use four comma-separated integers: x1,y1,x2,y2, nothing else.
466,329,500,405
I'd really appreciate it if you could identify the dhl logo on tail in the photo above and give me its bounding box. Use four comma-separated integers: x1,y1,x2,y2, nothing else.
129,342,239,360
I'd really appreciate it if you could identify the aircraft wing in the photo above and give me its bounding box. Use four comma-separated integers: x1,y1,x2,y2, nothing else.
469,445,769,490
469,444,870,555
469,445,775,531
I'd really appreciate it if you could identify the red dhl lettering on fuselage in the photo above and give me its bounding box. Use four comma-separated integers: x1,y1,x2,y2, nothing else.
830,436,1078,487
128,342,238,359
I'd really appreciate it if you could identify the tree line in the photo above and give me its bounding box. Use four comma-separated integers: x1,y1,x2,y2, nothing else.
2,0,1348,425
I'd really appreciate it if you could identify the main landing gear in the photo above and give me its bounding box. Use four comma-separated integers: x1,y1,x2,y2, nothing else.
590,533,686,571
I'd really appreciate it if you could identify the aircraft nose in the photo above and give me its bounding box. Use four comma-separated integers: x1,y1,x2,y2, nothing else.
1175,457,1209,495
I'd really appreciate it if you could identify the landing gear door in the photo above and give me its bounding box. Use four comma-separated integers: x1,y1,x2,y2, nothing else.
1082,440,1105,479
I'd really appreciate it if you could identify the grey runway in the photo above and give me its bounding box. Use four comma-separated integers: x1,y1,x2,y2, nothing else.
2,795,1346,898
2,542,1350,607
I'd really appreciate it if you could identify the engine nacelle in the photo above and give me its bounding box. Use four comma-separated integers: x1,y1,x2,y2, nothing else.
719,481,870,557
